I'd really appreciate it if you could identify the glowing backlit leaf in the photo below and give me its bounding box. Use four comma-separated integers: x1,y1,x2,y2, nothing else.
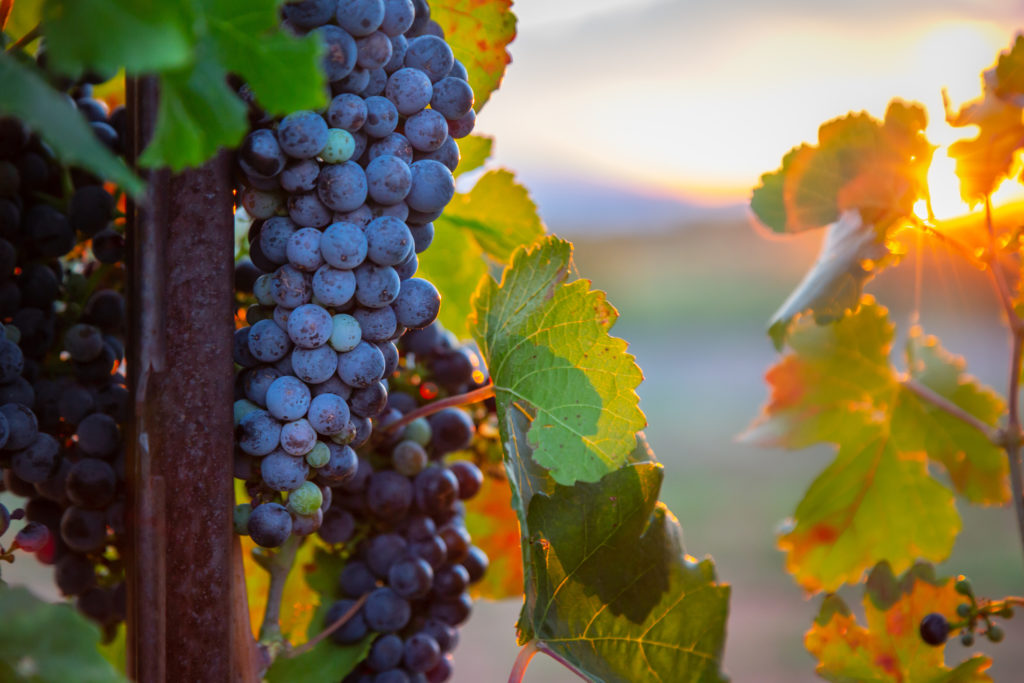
419,169,545,338
946,38,1024,203
751,101,932,233
472,237,645,485
431,0,516,112
806,562,991,682
455,134,493,178
463,471,523,600
745,302,1006,592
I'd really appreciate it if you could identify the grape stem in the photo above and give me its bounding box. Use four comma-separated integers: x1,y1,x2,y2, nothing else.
286,593,368,657
508,640,589,682
982,196,1024,573
383,383,495,433
900,378,999,443
257,534,301,643
5,22,40,52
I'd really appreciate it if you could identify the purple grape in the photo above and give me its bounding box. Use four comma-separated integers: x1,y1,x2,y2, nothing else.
248,502,293,547
385,68,432,116
404,109,447,152
315,25,359,82
313,265,357,307
266,375,312,421
292,344,339,384
308,392,352,435
365,155,412,205
318,161,368,212
364,96,399,138
261,450,310,491
321,221,368,269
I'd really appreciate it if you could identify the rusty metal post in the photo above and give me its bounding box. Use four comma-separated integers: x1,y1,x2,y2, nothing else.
124,76,238,682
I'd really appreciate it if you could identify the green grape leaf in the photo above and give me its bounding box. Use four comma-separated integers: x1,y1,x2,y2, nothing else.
455,134,493,178
42,0,193,77
431,0,516,112
419,169,545,338
806,562,991,682
0,586,129,683
204,0,326,115
946,38,1024,203
766,210,891,349
745,301,1006,592
445,170,544,261
3,0,39,41
0,53,144,195
138,42,248,171
472,237,645,485
501,408,729,682
751,101,932,234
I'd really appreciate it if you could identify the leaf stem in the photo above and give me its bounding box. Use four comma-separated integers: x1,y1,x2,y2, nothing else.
257,534,301,643
5,22,41,53
536,643,590,681
286,593,368,657
899,378,999,443
384,383,495,434
508,641,539,683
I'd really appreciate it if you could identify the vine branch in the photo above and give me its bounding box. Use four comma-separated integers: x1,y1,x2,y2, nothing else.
286,593,368,657
257,534,301,643
982,196,1024,570
384,383,495,434
900,378,1000,443
5,22,40,52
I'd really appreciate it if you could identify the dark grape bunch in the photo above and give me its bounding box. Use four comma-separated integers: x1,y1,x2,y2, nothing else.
0,63,130,636
232,0,474,549
313,320,491,683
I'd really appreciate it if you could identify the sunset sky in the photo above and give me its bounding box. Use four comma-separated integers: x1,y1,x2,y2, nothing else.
474,0,1024,229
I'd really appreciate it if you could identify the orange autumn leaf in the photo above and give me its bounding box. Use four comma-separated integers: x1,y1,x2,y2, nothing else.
807,562,991,682
463,471,522,600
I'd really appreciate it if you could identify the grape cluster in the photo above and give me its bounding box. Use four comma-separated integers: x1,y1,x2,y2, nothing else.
309,321,491,683
0,71,129,635
232,0,473,548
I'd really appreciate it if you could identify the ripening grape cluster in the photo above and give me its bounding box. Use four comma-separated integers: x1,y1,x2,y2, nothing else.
0,62,130,636
315,322,493,683
232,0,474,549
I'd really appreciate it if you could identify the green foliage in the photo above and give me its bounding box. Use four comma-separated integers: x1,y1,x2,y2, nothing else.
0,586,129,683
418,166,545,338
431,0,516,112
455,134,493,177
0,53,144,195
472,237,645,485
501,407,729,682
745,301,1006,592
9,0,325,174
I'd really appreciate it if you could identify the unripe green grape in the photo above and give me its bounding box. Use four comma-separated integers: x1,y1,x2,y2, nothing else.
987,625,1004,643
961,632,975,646
956,603,972,618
234,399,260,425
254,274,276,306
233,503,252,535
329,314,361,352
402,417,431,447
306,441,330,468
955,578,972,596
392,439,428,476
1000,605,1015,618
321,129,356,163
287,481,323,517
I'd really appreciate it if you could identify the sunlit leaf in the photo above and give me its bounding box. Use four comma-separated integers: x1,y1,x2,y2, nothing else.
745,301,1006,592
751,101,932,233
419,169,545,338
946,39,1024,203
0,586,129,683
455,134,493,178
431,0,516,112
472,237,645,485
806,562,991,682
463,471,523,600
42,0,193,77
0,53,144,195
766,210,891,349
503,414,729,682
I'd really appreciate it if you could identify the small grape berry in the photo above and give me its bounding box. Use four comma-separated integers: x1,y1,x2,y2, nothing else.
987,625,1004,643
920,613,950,646
956,603,972,618
961,632,975,647
954,578,972,596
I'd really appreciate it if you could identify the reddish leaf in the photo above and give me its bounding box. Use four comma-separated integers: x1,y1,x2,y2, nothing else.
431,0,516,112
